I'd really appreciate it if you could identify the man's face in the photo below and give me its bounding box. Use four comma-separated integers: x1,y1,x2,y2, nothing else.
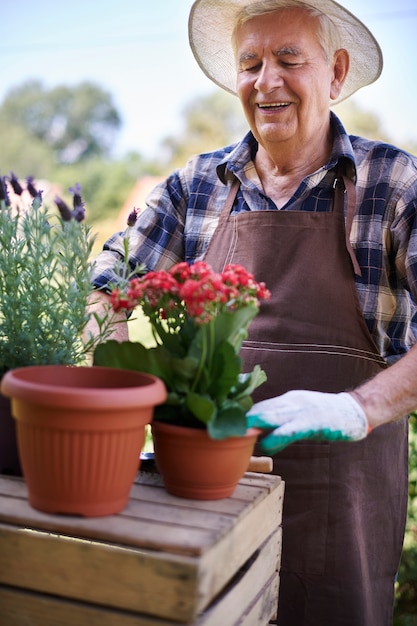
235,8,341,151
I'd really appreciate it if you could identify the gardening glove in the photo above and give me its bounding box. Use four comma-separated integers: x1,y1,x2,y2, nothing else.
247,390,369,454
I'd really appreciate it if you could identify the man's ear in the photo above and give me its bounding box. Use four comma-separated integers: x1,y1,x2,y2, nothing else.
330,48,349,101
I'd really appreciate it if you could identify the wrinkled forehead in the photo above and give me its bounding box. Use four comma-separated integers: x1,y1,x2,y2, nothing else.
233,7,327,58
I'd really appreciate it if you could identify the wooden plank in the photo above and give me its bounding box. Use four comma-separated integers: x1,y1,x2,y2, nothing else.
136,470,279,493
0,495,215,555
0,580,280,626
135,471,281,505
0,471,280,497
0,483,283,622
0,523,199,621
0,586,166,626
0,532,281,626
0,474,282,556
238,575,280,626
0,472,280,509
193,481,284,615
191,530,281,625
0,473,284,622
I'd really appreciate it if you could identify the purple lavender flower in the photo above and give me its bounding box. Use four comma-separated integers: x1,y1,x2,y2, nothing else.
127,208,139,227
0,176,10,206
26,176,38,199
72,203,85,222
69,183,83,208
54,196,73,221
9,172,23,196
69,183,85,222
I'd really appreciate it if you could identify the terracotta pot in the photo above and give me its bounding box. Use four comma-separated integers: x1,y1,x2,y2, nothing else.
151,421,260,500
0,392,22,476
1,365,166,516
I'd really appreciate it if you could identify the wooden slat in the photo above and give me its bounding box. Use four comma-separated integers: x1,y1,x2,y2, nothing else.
237,575,280,626
0,532,281,626
0,495,215,555
0,523,199,621
0,472,284,623
0,474,282,556
193,482,283,615
0,586,167,626
190,530,281,625
0,481,284,621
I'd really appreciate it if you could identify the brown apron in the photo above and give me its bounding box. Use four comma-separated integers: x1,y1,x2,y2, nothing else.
203,174,409,626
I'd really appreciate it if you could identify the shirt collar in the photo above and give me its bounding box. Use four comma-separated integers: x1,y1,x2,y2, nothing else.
327,112,357,182
217,111,357,184
216,132,256,184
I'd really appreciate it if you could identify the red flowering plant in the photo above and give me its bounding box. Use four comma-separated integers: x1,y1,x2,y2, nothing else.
93,259,270,439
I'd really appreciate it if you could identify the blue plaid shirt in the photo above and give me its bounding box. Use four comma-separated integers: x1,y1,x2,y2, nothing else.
92,113,417,363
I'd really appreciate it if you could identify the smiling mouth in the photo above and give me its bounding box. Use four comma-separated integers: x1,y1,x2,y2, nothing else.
257,102,290,110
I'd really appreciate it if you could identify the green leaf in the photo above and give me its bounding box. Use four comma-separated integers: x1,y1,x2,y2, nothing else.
185,392,216,425
152,321,187,356
235,396,254,413
232,365,267,400
208,341,241,402
208,401,248,439
93,340,176,387
171,355,199,381
212,306,259,350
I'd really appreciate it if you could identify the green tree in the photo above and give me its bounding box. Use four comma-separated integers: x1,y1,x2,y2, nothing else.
0,80,121,164
0,79,166,224
160,89,248,169
0,122,55,178
50,150,166,227
333,99,416,156
333,99,389,141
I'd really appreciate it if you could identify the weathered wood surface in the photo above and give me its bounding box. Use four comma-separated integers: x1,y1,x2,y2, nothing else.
0,471,284,625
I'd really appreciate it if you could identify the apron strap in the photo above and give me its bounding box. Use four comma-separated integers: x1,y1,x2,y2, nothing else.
333,167,362,277
217,177,240,224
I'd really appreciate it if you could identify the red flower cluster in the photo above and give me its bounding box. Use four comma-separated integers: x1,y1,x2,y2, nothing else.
110,261,270,325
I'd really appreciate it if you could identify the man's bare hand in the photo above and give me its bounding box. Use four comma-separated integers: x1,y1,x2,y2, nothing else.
81,291,129,364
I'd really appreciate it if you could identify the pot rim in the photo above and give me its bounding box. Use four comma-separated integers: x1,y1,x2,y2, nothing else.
1,365,167,409
152,420,261,440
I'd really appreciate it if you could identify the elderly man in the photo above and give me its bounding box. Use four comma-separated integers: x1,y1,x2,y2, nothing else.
90,1,416,623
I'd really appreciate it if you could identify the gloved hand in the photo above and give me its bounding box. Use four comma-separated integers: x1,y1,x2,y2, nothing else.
247,390,370,454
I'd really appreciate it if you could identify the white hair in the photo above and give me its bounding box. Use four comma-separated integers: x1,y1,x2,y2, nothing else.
232,0,343,63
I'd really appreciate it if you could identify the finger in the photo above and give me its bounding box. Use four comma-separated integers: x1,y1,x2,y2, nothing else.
259,429,306,453
246,413,274,428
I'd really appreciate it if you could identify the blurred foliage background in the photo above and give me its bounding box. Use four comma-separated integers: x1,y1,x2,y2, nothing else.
394,413,417,626
2,79,416,233
1,79,416,623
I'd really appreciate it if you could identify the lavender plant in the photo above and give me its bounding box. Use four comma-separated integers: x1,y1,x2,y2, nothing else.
0,173,114,375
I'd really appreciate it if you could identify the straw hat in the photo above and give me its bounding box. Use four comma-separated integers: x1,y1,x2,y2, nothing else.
188,0,383,104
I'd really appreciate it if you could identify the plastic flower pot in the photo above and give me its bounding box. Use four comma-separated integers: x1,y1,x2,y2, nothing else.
1,365,166,516
152,421,260,500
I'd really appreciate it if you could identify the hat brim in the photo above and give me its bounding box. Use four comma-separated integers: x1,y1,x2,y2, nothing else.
189,0,383,104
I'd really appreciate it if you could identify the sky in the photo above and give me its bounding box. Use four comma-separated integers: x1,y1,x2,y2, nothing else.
2,0,417,158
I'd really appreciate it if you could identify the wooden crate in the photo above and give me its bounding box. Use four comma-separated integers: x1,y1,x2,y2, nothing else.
0,471,284,625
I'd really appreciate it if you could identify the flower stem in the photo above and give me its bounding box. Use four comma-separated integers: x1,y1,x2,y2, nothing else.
191,323,208,392
207,320,215,374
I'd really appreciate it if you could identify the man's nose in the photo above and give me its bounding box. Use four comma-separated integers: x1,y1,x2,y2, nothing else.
254,61,284,92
